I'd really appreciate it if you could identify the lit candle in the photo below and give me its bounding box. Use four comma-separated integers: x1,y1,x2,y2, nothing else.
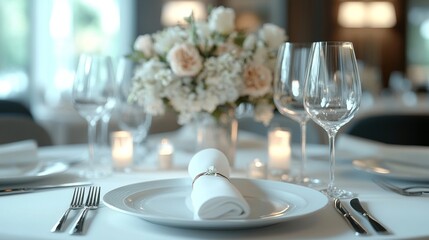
268,127,291,171
111,131,133,171
158,138,173,169
247,158,267,179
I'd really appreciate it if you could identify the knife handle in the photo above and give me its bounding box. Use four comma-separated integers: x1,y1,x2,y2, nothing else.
344,214,367,235
366,214,389,233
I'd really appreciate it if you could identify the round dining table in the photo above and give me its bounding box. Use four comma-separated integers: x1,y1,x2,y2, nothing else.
0,130,428,240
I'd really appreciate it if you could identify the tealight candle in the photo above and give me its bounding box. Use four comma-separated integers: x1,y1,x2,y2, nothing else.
268,127,291,173
158,138,173,169
111,131,133,171
247,158,267,179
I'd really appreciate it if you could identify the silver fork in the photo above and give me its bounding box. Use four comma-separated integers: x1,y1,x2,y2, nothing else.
51,187,85,232
70,186,101,235
374,179,429,196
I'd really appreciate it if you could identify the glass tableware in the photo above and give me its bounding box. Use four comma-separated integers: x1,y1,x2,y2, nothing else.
274,42,320,186
304,41,361,198
72,54,115,178
115,57,152,167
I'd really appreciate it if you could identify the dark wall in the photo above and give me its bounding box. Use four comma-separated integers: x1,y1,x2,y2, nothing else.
287,0,406,88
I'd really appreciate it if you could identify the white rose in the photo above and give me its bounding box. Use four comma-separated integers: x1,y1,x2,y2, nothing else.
167,43,203,77
243,34,257,50
241,63,272,97
259,23,287,49
209,6,235,35
134,34,153,57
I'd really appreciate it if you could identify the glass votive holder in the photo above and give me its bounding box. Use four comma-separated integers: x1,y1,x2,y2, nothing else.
158,138,174,169
268,127,291,180
247,158,267,179
111,131,133,172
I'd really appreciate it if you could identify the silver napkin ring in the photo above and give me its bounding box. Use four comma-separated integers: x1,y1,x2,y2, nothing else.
192,166,230,188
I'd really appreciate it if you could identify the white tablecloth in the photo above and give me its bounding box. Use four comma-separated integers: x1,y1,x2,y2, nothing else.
0,131,428,240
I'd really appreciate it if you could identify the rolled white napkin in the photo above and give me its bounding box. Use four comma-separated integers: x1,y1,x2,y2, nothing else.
0,140,39,176
188,148,250,220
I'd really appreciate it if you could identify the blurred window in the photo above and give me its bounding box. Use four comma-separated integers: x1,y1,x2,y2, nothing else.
0,0,134,109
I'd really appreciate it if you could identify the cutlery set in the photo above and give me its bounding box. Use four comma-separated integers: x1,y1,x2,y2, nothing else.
334,198,389,236
51,186,101,235
374,179,429,196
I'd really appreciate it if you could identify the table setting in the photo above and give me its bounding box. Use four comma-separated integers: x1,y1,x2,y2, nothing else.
0,128,429,239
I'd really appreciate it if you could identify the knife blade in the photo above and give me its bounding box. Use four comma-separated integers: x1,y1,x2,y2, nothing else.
334,198,367,235
350,198,390,234
0,182,92,196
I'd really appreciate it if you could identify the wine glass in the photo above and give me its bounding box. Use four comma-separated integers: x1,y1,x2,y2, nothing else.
274,42,320,186
72,54,115,178
115,57,152,167
303,41,361,199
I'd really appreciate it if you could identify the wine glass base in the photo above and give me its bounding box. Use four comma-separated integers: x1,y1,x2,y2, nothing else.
321,186,357,199
75,163,112,179
285,176,323,188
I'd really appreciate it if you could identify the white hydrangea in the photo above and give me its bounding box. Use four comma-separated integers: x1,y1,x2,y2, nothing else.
153,26,188,56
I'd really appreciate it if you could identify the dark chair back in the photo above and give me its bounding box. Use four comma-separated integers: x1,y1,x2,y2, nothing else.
0,116,52,146
0,100,33,119
346,114,429,146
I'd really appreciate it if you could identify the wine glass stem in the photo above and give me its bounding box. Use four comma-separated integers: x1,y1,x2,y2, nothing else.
100,113,111,147
299,121,307,182
328,131,337,194
87,119,98,172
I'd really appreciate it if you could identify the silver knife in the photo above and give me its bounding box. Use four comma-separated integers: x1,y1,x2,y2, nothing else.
334,198,368,235
350,198,390,234
0,182,92,196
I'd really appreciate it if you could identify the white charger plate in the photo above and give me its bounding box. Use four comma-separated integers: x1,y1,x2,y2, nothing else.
353,158,429,181
103,178,328,229
0,162,69,184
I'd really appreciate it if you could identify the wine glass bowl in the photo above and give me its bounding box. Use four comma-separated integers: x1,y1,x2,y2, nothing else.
115,57,152,166
274,42,319,185
72,54,115,178
303,41,361,198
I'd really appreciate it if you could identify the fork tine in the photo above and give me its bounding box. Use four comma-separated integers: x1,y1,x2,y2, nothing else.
70,188,79,205
72,187,84,207
78,187,85,206
85,186,94,206
94,187,100,206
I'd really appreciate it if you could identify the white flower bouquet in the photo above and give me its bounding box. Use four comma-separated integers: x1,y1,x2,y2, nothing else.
129,6,287,125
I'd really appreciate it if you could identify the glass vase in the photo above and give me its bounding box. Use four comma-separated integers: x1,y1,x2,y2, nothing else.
195,107,238,167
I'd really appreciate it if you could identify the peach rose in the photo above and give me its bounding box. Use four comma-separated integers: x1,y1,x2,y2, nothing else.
242,63,272,97
167,43,203,77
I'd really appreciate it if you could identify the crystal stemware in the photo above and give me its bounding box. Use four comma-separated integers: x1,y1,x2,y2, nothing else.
274,42,320,186
72,54,115,178
115,57,152,167
303,41,361,198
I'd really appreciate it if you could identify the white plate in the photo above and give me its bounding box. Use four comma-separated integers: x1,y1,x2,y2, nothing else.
0,162,69,184
103,178,328,229
353,158,429,181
